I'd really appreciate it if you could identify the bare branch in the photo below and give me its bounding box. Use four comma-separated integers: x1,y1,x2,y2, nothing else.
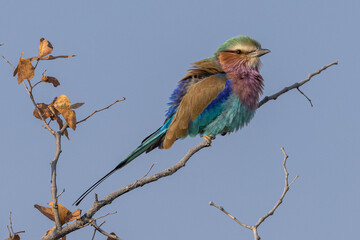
50,131,63,231
209,148,299,240
254,148,299,228
77,98,126,124
90,221,121,240
21,81,55,134
258,61,338,108
209,202,252,229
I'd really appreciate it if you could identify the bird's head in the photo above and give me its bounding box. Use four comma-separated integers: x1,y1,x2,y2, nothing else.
213,36,270,71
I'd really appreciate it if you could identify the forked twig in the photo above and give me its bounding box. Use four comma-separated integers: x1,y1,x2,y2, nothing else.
209,148,299,240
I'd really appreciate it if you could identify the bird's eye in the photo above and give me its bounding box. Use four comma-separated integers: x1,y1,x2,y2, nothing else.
236,50,242,54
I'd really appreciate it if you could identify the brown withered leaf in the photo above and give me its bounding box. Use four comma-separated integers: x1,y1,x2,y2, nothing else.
33,103,52,120
54,95,77,130
34,202,81,225
54,94,71,109
70,102,84,109
41,71,60,87
13,52,35,84
38,38,53,58
107,232,122,240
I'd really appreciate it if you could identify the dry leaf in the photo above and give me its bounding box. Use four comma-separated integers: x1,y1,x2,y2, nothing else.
53,95,71,109
33,103,52,120
35,202,81,238
34,204,55,222
13,52,35,84
54,95,77,130
34,202,81,225
42,71,60,87
38,38,53,58
107,232,122,240
70,102,84,109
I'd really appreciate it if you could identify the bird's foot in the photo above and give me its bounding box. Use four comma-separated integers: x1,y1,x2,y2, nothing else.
203,135,216,145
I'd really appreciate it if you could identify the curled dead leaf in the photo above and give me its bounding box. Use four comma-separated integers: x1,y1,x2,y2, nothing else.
13,52,35,84
38,38,53,58
42,71,60,87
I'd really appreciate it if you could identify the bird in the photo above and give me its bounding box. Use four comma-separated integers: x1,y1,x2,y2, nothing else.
73,35,270,205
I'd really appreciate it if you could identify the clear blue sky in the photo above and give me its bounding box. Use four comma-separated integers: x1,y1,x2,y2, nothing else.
1,1,358,239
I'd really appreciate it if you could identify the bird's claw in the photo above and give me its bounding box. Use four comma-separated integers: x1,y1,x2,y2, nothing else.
203,135,215,145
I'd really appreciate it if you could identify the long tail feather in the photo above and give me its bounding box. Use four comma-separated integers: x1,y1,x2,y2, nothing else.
73,126,168,206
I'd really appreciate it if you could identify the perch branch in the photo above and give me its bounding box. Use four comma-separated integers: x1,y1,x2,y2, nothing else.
209,147,299,240
42,138,212,239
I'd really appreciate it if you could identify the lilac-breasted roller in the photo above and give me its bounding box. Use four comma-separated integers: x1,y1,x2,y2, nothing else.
74,36,270,205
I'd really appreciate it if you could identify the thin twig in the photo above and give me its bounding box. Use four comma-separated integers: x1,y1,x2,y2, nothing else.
7,212,25,239
32,80,42,89
296,87,313,107
9,212,14,235
56,188,65,199
258,61,338,108
21,81,55,134
254,148,299,228
209,202,251,229
90,221,121,240
209,148,299,240
91,221,105,240
1,54,16,69
130,162,158,188
92,211,118,222
77,98,126,124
